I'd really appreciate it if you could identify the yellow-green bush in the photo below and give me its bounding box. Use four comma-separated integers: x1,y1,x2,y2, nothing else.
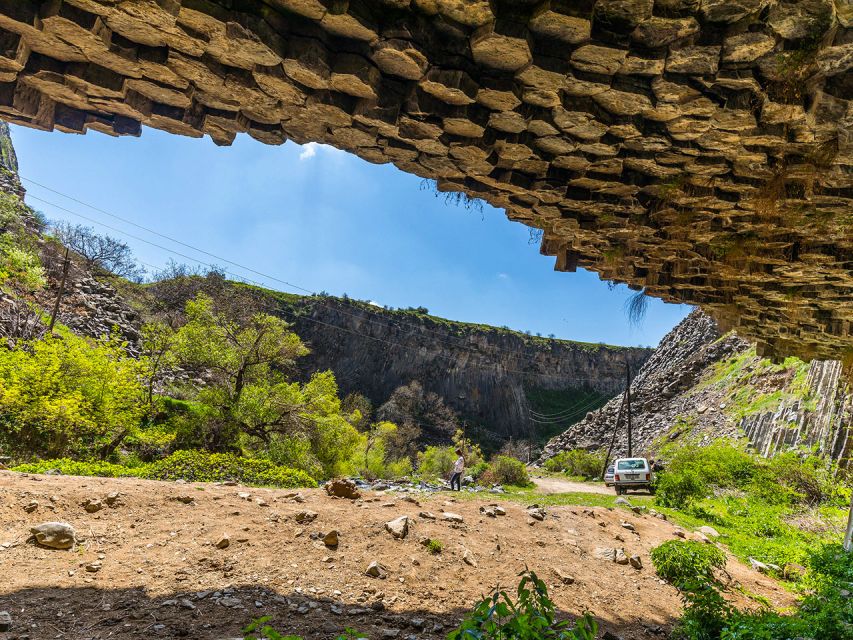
143,450,316,487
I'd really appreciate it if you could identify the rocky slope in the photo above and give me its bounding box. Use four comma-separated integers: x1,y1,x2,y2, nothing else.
541,310,853,467
0,470,792,640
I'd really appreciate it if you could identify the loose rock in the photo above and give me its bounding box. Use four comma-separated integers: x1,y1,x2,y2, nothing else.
215,535,231,549
366,561,388,579
30,522,76,550
385,516,409,539
326,478,361,500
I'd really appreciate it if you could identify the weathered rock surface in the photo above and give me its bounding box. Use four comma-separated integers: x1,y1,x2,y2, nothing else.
30,522,75,549
0,1,848,361
542,310,853,466
325,478,361,500
385,515,409,539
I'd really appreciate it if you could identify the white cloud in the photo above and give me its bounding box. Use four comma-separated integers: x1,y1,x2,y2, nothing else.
497,272,510,280
299,142,319,161
298,142,346,161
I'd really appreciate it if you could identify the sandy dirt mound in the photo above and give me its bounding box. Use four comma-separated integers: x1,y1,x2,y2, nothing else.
0,472,791,640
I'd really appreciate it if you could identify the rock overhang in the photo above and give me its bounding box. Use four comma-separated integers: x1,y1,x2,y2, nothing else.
0,0,849,361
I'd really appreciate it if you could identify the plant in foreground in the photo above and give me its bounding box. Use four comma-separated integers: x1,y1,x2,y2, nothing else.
447,569,598,640
243,617,364,640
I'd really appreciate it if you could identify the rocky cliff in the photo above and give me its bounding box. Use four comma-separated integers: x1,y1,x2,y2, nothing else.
274,295,651,440
541,310,853,466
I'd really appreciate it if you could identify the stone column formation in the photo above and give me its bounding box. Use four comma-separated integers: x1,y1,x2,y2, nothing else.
0,0,849,361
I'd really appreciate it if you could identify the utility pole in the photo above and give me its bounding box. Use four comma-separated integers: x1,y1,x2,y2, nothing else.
601,391,628,479
626,361,633,458
49,248,70,333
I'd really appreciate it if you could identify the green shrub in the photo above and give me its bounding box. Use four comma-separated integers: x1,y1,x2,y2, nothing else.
483,455,532,487
426,539,443,554
447,570,598,639
468,460,490,480
655,469,706,509
543,449,606,480
650,540,726,587
416,445,456,479
12,458,140,478
143,451,316,488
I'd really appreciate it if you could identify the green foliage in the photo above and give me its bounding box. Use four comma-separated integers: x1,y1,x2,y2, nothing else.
655,469,706,509
417,445,457,479
468,460,490,480
650,541,727,587
12,458,140,478
143,450,316,488
543,449,606,480
426,538,443,554
484,455,532,487
0,330,146,460
447,570,598,640
524,388,610,444
664,543,853,640
0,192,46,293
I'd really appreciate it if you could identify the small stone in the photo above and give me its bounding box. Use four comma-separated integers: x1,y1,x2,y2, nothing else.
629,555,643,569
673,528,686,538
527,507,546,521
366,561,387,579
0,610,11,632
749,557,770,574
323,530,339,548
105,492,120,507
442,512,464,524
173,495,194,504
85,561,101,573
294,510,318,524
82,498,103,513
620,521,635,531
493,506,506,516
30,522,76,550
615,497,632,507
215,535,230,549
615,549,629,565
552,568,575,584
594,547,617,562
462,548,478,567
385,516,409,539
23,500,38,513
698,526,720,538
693,532,711,544
418,511,435,520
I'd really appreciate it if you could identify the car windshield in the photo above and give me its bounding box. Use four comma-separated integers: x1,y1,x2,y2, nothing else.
617,459,646,471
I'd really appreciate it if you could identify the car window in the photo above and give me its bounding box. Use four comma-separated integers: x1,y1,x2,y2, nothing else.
617,460,646,471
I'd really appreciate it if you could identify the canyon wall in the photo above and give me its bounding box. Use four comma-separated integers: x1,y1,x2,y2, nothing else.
542,309,853,466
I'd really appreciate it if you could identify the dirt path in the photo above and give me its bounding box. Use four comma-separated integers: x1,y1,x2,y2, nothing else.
531,475,615,495
0,471,791,640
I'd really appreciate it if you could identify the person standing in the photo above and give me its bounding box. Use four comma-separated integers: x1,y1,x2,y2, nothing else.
450,448,464,491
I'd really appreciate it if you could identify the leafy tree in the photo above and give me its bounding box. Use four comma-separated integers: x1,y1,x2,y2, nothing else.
0,329,146,459
51,221,144,281
169,294,309,451
377,380,458,443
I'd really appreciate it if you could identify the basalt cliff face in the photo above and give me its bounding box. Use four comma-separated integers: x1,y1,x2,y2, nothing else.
281,296,652,439
542,309,853,466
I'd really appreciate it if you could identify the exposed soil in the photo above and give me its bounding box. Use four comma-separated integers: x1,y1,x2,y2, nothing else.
0,472,793,640
530,475,615,496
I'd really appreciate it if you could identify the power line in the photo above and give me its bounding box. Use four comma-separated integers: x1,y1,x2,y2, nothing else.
24,183,637,384
22,175,645,372
23,174,613,363
27,192,626,384
528,391,612,420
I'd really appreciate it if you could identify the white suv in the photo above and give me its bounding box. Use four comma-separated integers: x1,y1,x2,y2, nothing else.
613,457,654,495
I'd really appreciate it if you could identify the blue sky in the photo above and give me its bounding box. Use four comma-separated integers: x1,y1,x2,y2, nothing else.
12,124,689,347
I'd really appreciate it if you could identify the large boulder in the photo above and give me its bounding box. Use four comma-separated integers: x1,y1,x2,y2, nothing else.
30,522,76,550
325,478,361,500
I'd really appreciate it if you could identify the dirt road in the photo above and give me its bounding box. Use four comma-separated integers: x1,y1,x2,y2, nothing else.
0,471,789,640
530,475,614,495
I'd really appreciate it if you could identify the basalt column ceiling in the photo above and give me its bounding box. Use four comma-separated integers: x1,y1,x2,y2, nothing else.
0,1,850,360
